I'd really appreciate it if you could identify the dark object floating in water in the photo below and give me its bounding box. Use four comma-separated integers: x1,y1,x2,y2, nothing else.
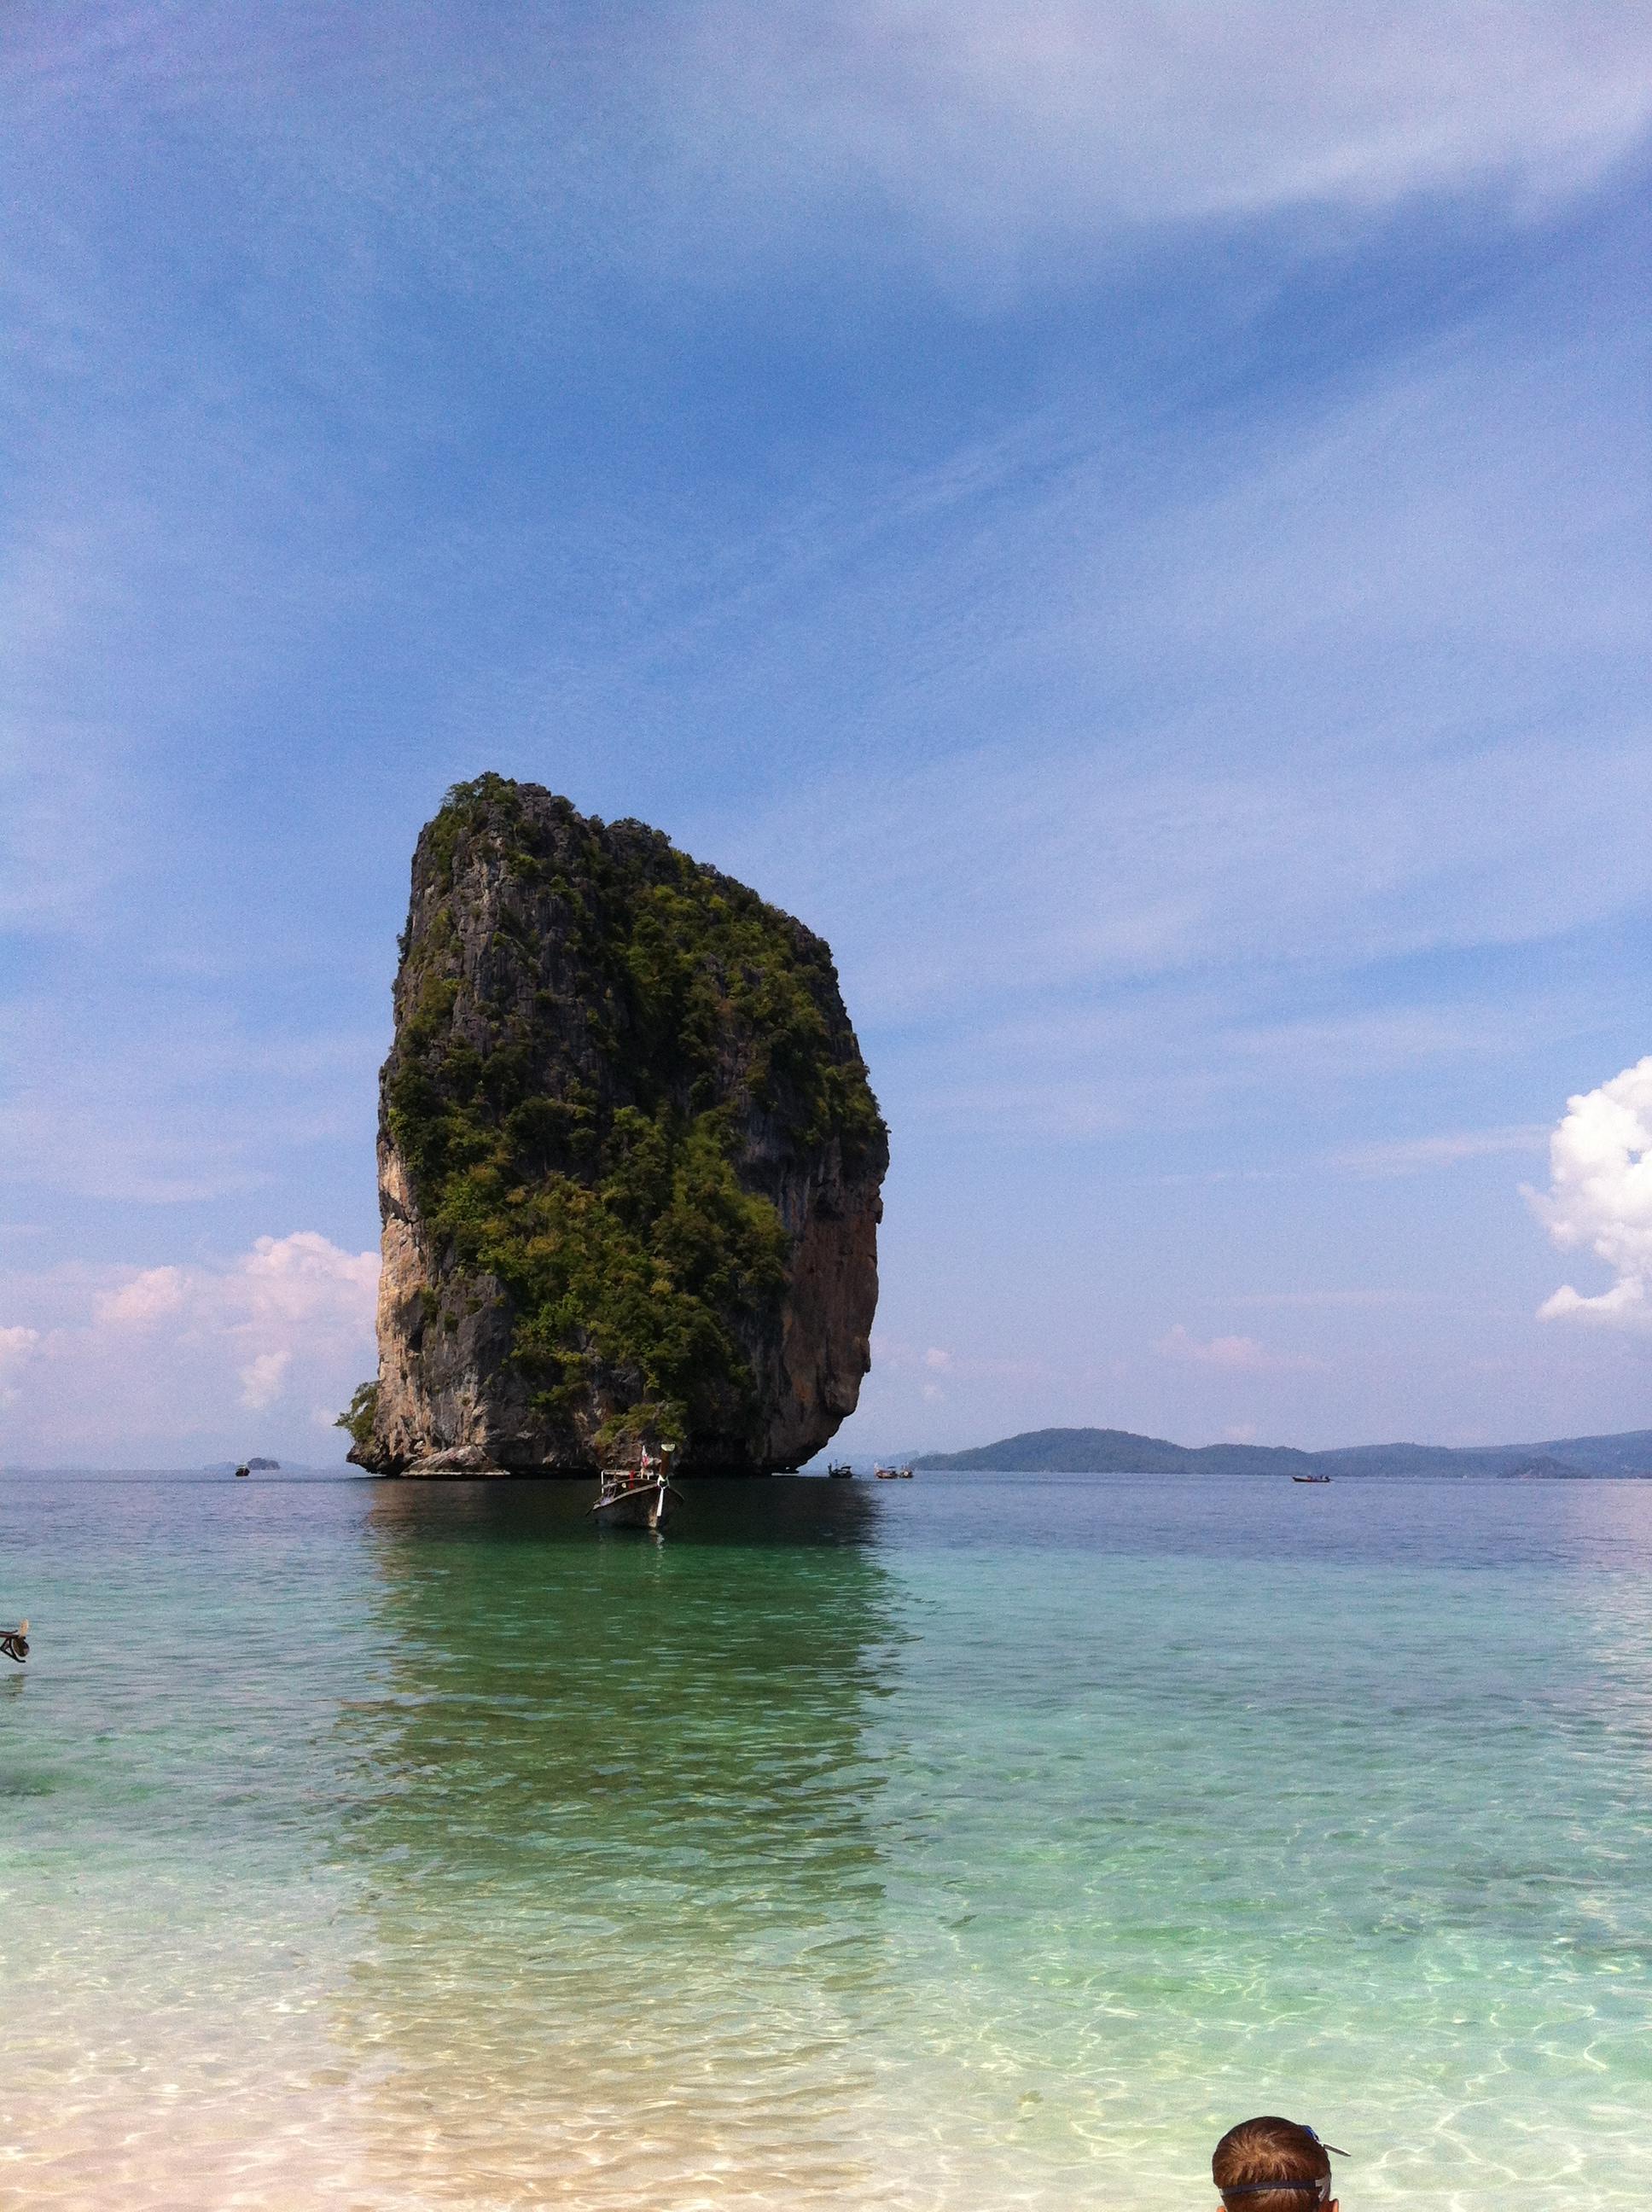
874,1464,913,1480
1,1620,28,1664
826,1461,854,1479
590,1446,683,1533
234,1464,251,1479
1292,1473,1333,1483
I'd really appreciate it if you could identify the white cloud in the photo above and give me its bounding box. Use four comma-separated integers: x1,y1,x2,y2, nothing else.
1529,1056,1652,1330
1156,1324,1324,1375
237,1229,380,1322
239,1348,292,1411
90,1233,377,1349
922,1346,952,1371
0,1232,378,1462
96,1265,188,1324
0,1322,39,1406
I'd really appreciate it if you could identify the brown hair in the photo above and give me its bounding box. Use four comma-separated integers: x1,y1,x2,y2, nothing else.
1213,2117,1332,2212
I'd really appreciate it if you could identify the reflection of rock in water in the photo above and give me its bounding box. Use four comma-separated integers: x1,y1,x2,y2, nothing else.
331,1477,905,2209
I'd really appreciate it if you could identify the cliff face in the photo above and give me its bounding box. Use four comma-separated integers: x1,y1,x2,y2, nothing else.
349,777,887,1476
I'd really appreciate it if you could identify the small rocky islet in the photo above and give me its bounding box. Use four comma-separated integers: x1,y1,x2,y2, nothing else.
340,775,887,1476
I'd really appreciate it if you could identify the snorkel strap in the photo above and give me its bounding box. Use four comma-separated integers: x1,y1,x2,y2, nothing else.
1220,2186,1329,2204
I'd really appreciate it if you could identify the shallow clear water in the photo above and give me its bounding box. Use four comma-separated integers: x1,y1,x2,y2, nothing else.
3,1470,1650,2209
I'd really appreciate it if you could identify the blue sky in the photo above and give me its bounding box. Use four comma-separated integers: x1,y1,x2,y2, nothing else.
3,3,1649,1465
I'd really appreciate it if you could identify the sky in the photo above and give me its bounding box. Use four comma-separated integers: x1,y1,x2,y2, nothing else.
2,2,1649,1466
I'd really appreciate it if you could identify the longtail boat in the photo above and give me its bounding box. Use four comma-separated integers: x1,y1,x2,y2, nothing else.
590,1446,682,1532
1,1619,28,1664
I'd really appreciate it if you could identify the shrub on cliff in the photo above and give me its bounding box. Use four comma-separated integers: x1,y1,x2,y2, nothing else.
368,775,885,1466
335,1380,380,1453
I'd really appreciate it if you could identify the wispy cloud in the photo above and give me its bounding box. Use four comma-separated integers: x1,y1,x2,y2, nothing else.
19,4,1646,311
0,996,381,1204
870,1335,1053,1388
1224,1289,1435,1312
1332,1126,1550,1176
885,983,1599,1155
710,305,1651,1055
1155,1323,1326,1375
664,3,1652,282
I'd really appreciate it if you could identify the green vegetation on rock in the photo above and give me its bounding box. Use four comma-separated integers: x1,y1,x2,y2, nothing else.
379,775,885,1461
335,1380,380,1452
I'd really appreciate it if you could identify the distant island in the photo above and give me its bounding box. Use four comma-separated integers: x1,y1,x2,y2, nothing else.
908,1426,1652,1479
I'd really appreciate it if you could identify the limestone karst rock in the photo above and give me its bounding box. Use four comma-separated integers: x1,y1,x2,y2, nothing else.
346,776,887,1476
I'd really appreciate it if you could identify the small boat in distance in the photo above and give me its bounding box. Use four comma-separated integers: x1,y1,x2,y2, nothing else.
590,1444,683,1532
1292,1473,1333,1484
1,1619,28,1664
234,1464,251,1479
826,1462,854,1480
874,1464,914,1481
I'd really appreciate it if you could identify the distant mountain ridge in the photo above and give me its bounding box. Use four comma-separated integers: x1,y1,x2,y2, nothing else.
907,1426,1652,1478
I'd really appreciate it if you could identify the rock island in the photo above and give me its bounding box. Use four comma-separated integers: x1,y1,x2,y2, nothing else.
342,775,887,1476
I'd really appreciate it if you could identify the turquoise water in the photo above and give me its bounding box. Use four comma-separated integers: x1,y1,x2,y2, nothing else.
3,1471,1649,2210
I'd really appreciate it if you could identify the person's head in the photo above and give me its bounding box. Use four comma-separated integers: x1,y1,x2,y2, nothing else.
1212,2116,1340,2212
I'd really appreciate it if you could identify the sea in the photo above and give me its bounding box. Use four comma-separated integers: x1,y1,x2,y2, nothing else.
2,1468,1649,2211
